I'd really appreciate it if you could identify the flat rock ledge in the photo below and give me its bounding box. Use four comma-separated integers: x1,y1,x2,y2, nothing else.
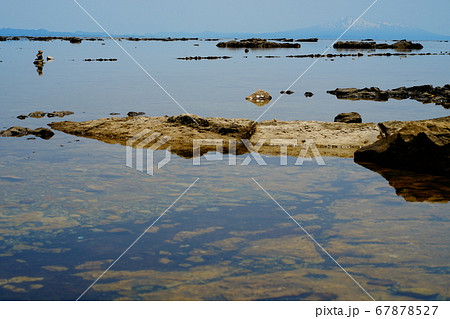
48,114,381,158
48,114,450,175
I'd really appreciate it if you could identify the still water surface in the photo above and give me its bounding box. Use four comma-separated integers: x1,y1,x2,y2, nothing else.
0,38,449,300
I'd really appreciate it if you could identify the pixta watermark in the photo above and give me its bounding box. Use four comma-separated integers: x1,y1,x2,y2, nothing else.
126,130,325,175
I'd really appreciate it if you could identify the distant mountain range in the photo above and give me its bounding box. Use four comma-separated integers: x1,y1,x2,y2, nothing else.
2,18,449,40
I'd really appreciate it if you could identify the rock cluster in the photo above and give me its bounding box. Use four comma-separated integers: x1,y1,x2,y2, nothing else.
217,38,300,49
16,111,73,119
0,127,54,139
333,40,423,50
327,85,450,108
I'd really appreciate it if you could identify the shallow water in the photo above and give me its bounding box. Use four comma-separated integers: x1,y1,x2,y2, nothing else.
0,38,449,300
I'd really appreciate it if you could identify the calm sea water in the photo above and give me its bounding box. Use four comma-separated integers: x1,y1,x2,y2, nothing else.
0,38,449,300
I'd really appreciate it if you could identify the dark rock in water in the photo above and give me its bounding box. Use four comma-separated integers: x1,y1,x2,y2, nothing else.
392,40,424,50
28,111,46,118
328,87,389,101
0,36,6,41
217,38,300,49
30,127,55,139
334,112,362,123
1,126,29,137
354,116,450,176
84,58,118,62
304,91,314,97
334,40,423,50
0,126,54,139
295,38,318,42
280,90,294,95
176,56,231,60
244,48,249,53
17,114,28,120
167,114,210,127
109,112,120,115
328,84,450,108
127,111,145,117
68,37,83,44
47,111,74,118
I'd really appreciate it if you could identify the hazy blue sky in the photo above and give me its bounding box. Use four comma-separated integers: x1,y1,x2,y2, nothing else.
1,0,449,35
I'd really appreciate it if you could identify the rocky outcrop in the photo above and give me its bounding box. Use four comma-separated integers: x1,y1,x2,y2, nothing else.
246,89,272,106
334,112,362,123
0,127,54,139
333,40,423,50
327,85,450,108
217,38,300,49
354,116,450,176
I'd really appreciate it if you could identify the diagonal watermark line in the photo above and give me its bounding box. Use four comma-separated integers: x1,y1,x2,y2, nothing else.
76,178,200,301
72,0,199,125
254,0,379,122
252,178,376,301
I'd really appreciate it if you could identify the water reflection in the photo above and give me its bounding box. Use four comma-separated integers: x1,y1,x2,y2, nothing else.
356,162,450,203
33,50,45,76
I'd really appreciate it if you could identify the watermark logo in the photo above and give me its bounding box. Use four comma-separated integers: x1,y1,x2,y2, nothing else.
126,134,325,175
126,129,171,175
193,138,325,166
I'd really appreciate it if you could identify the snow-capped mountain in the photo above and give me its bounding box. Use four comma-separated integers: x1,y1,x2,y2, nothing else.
2,17,449,40
258,17,450,40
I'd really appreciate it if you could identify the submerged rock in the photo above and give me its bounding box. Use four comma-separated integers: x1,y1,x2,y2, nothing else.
304,92,314,97
177,56,232,60
17,115,28,120
354,116,450,176
334,112,362,123
28,111,46,118
47,111,74,118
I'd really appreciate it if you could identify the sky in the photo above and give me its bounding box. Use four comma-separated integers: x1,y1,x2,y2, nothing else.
1,0,449,35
